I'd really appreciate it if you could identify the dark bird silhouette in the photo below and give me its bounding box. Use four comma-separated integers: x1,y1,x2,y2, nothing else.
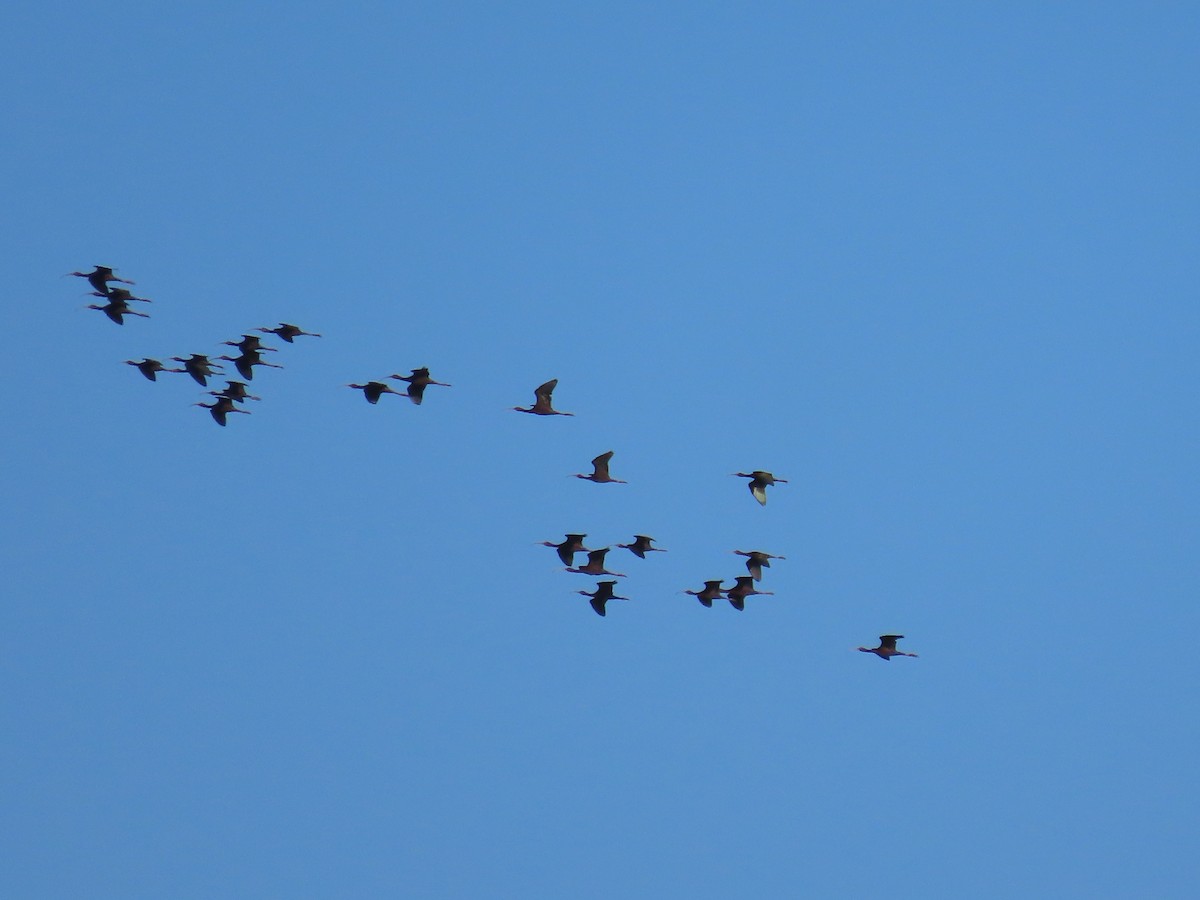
681,580,726,608
539,533,589,567
732,549,787,582
124,358,180,381
565,548,626,578
574,450,626,483
88,297,149,325
388,367,451,405
858,635,919,661
194,396,251,427
171,354,224,386
222,334,276,354
513,378,574,416
348,381,402,404
92,287,150,304
732,470,788,506
618,535,665,558
256,322,321,343
578,580,630,617
68,265,134,295
217,350,283,381
210,381,261,403
725,575,774,611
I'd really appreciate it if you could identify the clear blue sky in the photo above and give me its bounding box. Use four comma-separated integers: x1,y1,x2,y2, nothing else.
3,2,1198,897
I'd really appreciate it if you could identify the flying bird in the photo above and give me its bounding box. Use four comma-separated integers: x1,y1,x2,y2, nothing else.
513,378,574,416
209,381,261,403
725,575,774,611
539,533,589,567
388,368,451,405
732,549,787,582
217,350,283,381
124,358,180,381
88,296,148,325
565,548,626,578
194,396,251,427
171,354,224,386
681,580,726,608
618,535,665,558
348,381,402,404
256,323,321,343
577,580,630,617
92,287,150,304
574,450,626,484
222,334,276,354
67,265,134,295
732,470,788,505
857,635,919,661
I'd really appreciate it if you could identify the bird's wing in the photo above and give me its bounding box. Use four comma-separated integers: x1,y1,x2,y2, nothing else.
591,451,613,477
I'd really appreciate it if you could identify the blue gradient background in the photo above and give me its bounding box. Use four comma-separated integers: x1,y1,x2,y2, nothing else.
3,3,1197,897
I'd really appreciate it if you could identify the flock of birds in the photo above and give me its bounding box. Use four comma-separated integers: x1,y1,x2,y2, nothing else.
71,263,919,658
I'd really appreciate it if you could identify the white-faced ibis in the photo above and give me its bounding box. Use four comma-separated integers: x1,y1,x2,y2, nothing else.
88,297,149,325
857,635,919,661
732,470,788,506
257,323,321,343
348,381,402,404
194,396,251,427
725,575,773,611
68,265,134,295
732,549,786,582
565,548,626,578
681,580,726,608
578,580,630,617
171,354,224,386
539,533,589,566
574,450,626,484
222,334,275,354
217,351,283,381
92,287,150,304
388,368,451,405
618,535,665,558
210,381,261,403
125,358,181,381
513,378,574,416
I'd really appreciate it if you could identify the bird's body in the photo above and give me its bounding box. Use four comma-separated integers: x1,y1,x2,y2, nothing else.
124,358,179,381
348,381,401,404
389,368,451,405
725,575,774,611
682,580,726,608
171,354,224,386
575,450,626,483
68,265,134,295
513,378,573,416
858,635,919,661
194,396,251,426
578,580,630,617
540,533,589,567
565,548,626,578
217,350,282,381
88,297,148,325
257,323,321,343
732,470,788,505
733,549,786,582
618,535,665,558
